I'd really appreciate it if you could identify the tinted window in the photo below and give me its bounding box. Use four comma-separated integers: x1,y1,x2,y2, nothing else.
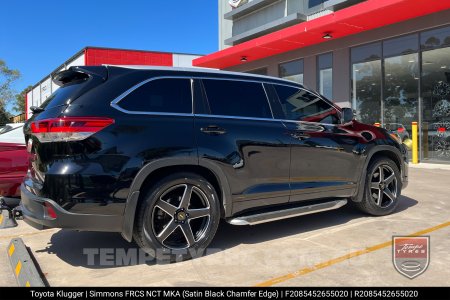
421,26,450,50
119,78,192,113
274,85,339,124
383,34,418,57
279,59,304,84
317,53,333,99
202,79,272,119
351,42,382,63
40,82,87,110
246,68,268,75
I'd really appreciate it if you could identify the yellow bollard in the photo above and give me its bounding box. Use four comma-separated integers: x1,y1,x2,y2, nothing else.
412,121,418,164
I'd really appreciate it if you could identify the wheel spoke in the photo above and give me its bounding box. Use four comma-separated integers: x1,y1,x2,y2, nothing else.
377,189,383,206
188,207,210,220
378,167,384,182
157,220,178,242
383,188,396,202
156,200,177,216
384,173,395,185
180,223,196,247
370,182,380,189
180,184,193,209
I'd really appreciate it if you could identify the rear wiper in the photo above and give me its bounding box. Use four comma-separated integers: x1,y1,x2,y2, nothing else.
30,106,45,114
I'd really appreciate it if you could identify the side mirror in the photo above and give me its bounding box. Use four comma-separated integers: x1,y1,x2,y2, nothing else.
342,107,355,124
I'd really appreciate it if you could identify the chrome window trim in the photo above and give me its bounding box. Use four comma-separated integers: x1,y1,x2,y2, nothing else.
194,114,280,123
110,76,195,115
109,75,340,126
194,114,337,128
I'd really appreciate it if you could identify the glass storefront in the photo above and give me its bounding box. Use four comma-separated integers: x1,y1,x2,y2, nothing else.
318,53,333,99
351,42,382,125
279,59,304,84
421,47,450,161
352,26,450,163
247,67,268,75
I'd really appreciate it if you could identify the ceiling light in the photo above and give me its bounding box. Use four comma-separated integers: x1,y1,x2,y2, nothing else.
241,56,247,62
322,33,332,39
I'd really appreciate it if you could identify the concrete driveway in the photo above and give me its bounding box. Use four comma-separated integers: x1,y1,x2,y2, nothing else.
1,167,449,286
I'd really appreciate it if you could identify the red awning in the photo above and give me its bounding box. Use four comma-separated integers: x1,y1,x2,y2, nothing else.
194,0,450,69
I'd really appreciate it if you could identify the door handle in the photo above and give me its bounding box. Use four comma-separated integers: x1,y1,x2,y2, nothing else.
200,125,227,135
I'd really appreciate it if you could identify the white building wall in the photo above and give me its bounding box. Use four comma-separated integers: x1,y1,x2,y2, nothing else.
219,0,233,50
41,77,52,102
31,86,41,108
26,91,33,119
66,53,85,69
51,66,65,94
172,54,202,67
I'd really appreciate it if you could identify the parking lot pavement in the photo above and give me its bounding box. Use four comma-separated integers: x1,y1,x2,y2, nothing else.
1,167,449,287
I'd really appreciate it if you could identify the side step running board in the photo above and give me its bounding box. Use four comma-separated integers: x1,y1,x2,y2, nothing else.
227,199,347,225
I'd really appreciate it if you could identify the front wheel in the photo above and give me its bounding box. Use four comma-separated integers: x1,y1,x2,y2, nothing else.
355,157,402,216
133,172,221,262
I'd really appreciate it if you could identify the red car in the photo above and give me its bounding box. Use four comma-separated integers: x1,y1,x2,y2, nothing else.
0,123,27,207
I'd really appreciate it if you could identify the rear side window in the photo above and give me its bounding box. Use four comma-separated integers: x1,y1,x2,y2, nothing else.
202,79,272,119
119,78,192,113
273,85,339,124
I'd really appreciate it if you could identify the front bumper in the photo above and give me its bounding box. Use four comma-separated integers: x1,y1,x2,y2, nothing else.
20,184,123,232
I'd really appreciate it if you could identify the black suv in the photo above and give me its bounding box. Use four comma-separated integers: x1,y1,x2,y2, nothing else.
22,66,408,260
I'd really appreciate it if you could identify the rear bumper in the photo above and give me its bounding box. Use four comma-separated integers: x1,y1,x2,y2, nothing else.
20,184,123,232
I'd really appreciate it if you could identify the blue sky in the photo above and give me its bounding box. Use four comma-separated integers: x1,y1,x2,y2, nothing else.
1,0,218,112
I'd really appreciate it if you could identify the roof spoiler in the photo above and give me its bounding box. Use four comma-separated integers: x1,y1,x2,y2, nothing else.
53,66,108,87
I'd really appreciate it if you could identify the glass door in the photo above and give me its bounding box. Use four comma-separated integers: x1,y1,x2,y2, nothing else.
383,53,419,146
352,60,382,125
421,47,450,162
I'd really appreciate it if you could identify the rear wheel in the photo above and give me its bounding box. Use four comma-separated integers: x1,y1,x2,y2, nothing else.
133,172,221,262
355,157,402,216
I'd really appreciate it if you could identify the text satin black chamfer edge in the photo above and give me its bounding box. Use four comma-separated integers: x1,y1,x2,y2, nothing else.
20,65,408,261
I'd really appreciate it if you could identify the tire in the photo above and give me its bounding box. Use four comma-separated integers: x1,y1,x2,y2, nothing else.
133,172,221,263
354,157,402,216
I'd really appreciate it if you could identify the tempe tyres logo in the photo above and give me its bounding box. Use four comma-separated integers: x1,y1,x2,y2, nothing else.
392,236,430,279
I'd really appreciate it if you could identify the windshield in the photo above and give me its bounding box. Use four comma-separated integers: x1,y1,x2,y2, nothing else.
0,124,22,135
0,124,25,144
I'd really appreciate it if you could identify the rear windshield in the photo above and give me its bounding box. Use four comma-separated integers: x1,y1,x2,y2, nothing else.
39,82,87,110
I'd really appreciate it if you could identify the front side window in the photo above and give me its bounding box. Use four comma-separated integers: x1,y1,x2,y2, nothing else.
119,78,192,113
274,85,339,124
202,79,272,119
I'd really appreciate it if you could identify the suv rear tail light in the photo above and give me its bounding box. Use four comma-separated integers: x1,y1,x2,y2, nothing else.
397,127,405,133
31,117,114,143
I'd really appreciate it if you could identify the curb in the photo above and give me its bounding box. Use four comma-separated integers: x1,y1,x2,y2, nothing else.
7,238,46,287
0,210,17,229
409,163,450,170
